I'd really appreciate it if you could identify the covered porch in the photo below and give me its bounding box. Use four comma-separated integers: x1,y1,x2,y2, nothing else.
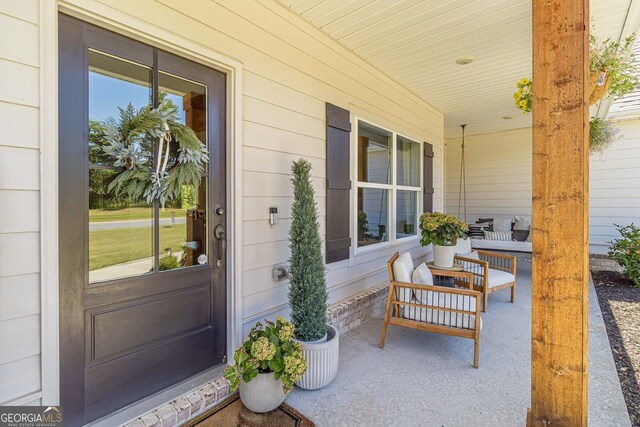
1,0,637,425
287,261,629,426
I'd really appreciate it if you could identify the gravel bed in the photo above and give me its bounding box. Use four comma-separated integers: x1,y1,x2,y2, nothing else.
592,270,640,426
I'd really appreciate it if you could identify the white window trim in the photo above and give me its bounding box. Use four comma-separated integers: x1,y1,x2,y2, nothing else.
352,116,423,257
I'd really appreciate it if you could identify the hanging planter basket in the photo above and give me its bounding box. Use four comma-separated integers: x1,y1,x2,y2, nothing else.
589,69,612,105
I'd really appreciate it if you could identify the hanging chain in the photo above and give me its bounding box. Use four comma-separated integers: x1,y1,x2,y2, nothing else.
457,124,467,222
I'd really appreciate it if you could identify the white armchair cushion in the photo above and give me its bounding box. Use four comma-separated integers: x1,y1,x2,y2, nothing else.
487,268,515,288
459,250,480,272
454,237,472,255
411,263,433,286
403,294,480,330
392,252,415,303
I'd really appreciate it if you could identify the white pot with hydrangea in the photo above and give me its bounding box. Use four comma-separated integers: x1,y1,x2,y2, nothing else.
224,317,307,413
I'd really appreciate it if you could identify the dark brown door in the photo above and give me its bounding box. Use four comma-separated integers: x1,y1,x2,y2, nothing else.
58,15,226,426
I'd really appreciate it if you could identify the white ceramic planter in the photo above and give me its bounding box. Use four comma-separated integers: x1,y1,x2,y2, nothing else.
433,244,456,268
239,372,286,413
296,324,339,390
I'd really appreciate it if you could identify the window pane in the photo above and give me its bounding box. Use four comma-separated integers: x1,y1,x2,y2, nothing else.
88,50,154,283
158,72,208,271
396,190,418,239
358,121,392,185
397,136,421,187
357,188,389,247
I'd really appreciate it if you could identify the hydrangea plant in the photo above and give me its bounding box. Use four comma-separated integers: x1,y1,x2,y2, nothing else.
224,317,307,393
419,212,468,247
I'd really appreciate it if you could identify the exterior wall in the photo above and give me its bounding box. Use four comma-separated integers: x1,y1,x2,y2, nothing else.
74,0,443,334
0,0,443,405
444,128,533,221
444,123,640,255
0,0,43,406
590,119,640,254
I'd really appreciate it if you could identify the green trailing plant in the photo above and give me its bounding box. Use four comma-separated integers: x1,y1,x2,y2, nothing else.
288,159,328,342
419,212,468,247
590,34,638,100
609,223,640,287
589,117,620,154
224,317,307,394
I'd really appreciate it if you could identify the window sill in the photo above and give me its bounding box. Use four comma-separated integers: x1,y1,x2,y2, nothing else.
353,235,420,258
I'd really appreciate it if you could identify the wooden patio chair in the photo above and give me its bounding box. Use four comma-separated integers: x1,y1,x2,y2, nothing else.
379,252,482,368
454,251,517,312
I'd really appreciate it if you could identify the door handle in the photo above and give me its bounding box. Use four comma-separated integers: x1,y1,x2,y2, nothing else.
214,224,225,268
214,224,225,240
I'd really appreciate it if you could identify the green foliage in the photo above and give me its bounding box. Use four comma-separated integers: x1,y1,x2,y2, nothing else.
609,224,640,287
357,211,372,241
590,34,638,99
419,212,468,247
589,117,620,154
180,185,198,211
96,93,209,205
159,253,180,271
223,317,306,394
288,159,327,342
513,78,532,113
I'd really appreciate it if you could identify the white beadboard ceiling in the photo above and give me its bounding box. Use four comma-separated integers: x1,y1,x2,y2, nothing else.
275,0,639,138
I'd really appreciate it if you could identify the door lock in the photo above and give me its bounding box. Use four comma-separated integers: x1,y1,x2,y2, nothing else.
214,224,225,240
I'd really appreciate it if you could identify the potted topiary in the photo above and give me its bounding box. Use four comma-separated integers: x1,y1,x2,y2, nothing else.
288,159,339,390
223,317,306,413
419,212,468,268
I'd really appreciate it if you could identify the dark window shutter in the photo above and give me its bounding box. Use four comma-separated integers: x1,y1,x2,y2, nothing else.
423,142,434,213
326,103,352,263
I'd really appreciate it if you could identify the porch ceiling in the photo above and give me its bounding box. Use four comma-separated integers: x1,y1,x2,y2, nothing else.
275,0,637,138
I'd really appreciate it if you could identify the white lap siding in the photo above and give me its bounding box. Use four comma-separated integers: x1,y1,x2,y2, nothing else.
0,0,42,405
82,0,445,334
0,0,445,406
444,124,640,255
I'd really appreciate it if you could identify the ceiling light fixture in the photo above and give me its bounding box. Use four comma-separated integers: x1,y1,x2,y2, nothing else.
455,56,475,65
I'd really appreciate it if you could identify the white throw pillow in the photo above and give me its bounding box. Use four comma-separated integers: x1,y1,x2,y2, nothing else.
484,230,513,241
412,263,434,285
514,216,532,231
527,225,533,242
392,252,415,304
454,237,472,255
493,217,513,233
466,250,480,260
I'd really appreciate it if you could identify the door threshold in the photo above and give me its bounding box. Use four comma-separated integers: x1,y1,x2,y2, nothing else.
87,365,225,427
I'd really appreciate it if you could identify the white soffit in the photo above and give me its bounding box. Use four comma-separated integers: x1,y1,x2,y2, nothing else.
274,0,636,138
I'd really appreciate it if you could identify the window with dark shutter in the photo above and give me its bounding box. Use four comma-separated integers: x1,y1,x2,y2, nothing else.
326,103,351,263
423,142,434,213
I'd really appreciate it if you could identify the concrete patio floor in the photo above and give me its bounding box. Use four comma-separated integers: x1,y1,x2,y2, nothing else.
286,261,630,426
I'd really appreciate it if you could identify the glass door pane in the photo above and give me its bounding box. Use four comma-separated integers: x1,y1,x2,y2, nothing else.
88,50,154,283
157,71,208,271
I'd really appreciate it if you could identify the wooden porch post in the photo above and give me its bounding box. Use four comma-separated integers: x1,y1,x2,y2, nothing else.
530,0,590,426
